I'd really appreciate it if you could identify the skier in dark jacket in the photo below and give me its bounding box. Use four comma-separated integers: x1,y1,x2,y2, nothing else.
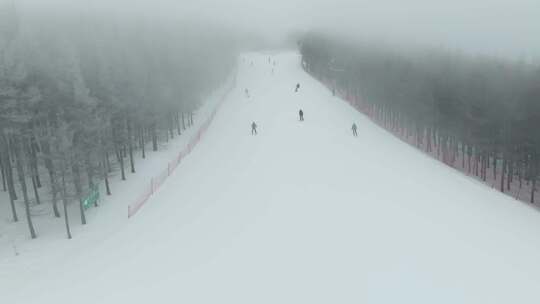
295,83,300,92
299,109,304,121
352,123,358,136
251,122,258,135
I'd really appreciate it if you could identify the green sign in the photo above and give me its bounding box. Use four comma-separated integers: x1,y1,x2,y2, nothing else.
83,185,100,209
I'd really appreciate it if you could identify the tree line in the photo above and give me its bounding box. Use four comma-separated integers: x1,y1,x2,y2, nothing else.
0,6,238,239
300,33,540,205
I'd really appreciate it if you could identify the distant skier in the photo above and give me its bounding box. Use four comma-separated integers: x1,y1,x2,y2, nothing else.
299,109,304,121
295,83,300,92
251,122,258,135
352,123,358,136
245,88,250,98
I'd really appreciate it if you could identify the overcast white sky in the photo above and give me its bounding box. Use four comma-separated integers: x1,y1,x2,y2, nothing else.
12,0,540,60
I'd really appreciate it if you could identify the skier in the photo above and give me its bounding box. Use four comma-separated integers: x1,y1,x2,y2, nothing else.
295,83,300,92
245,88,250,98
251,121,258,135
299,109,304,121
352,123,358,136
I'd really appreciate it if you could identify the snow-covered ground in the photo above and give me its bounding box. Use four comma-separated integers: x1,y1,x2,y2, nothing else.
0,68,235,281
2,51,540,303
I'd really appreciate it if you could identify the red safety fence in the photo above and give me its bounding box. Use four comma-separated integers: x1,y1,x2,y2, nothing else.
128,73,237,218
314,74,536,204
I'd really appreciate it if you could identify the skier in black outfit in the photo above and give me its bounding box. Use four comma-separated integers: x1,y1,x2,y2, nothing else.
251,122,258,135
295,83,300,92
352,123,358,136
299,109,304,121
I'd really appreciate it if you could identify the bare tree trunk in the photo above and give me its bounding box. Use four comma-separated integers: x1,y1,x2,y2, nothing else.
83,152,92,190
29,139,41,188
168,114,174,139
6,137,17,200
432,128,437,149
102,159,111,196
500,155,506,193
468,149,472,174
182,112,186,130
15,139,37,239
531,179,536,203
100,135,111,196
531,176,536,202
116,144,126,181
461,143,465,168
473,153,477,176
61,165,72,239
519,162,523,188
531,159,537,204
127,118,135,173
484,154,487,180
1,143,18,221
0,154,6,192
50,171,60,218
31,175,41,205
437,135,442,159
507,158,513,191
42,136,60,217
141,126,146,159
71,159,86,225
106,151,111,173
152,123,158,151
141,128,146,159
426,128,432,152
176,112,181,135
493,153,497,180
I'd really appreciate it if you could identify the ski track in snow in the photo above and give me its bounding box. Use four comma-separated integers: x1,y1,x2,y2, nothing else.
2,51,540,303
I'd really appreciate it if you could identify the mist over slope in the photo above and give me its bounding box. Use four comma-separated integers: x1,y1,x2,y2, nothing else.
3,51,540,304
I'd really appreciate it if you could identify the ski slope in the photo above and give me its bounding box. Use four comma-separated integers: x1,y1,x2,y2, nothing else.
3,51,540,303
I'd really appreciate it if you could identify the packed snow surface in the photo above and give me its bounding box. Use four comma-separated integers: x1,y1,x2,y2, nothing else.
2,51,540,303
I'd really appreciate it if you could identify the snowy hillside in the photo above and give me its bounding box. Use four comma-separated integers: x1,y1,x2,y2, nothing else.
2,51,540,304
